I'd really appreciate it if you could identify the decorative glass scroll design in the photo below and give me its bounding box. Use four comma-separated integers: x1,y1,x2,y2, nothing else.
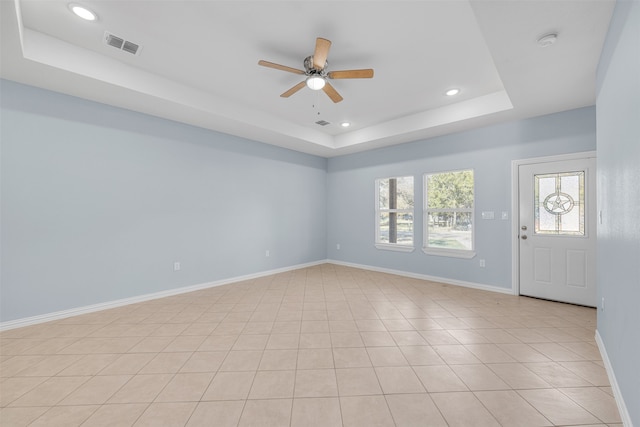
534,171,585,235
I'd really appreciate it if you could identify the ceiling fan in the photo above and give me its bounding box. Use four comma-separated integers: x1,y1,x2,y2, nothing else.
258,37,374,103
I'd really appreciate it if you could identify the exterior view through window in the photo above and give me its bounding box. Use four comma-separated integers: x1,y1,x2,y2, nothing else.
376,176,414,249
424,169,474,257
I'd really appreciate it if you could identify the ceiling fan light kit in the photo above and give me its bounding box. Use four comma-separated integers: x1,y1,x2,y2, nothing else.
258,37,374,103
306,76,326,90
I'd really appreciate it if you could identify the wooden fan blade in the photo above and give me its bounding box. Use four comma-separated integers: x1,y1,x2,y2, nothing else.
322,82,343,103
280,81,306,98
258,60,305,75
313,38,331,69
328,69,374,79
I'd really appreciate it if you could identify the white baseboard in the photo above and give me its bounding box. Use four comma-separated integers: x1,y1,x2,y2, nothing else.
0,260,327,331
1,259,516,331
595,329,632,427
327,259,514,295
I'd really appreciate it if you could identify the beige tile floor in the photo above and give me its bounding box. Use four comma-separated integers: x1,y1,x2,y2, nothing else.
0,264,622,426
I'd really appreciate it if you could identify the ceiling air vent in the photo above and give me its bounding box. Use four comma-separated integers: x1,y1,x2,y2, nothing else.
104,32,142,56
315,120,330,126
122,40,140,55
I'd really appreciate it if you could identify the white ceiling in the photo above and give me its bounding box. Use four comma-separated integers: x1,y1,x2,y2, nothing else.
1,0,615,157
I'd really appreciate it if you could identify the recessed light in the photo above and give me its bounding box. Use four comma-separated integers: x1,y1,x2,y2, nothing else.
340,122,351,128
445,88,460,96
69,3,97,21
537,33,558,48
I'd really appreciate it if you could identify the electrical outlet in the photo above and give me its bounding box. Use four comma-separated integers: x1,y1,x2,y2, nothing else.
265,250,270,257
601,297,605,312
479,259,486,268
336,243,341,250
173,262,181,271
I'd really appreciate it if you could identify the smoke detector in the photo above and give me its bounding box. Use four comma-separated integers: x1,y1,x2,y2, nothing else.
537,33,558,48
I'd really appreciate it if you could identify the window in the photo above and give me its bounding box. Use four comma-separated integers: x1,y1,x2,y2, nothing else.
424,169,475,258
375,176,414,251
534,171,585,235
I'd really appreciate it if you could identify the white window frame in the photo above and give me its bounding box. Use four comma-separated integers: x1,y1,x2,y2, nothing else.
423,169,476,259
375,176,415,252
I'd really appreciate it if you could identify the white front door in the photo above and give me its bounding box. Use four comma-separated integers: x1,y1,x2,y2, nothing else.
518,157,596,307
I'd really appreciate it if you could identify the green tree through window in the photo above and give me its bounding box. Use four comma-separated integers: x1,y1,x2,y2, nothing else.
376,176,414,249
425,170,474,255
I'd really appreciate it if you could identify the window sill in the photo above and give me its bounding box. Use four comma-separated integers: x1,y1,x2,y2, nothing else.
375,243,415,253
422,247,476,259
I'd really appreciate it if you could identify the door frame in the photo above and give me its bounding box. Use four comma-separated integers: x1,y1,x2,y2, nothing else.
510,151,597,296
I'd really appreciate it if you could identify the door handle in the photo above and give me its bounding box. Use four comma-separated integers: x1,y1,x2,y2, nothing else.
521,235,528,240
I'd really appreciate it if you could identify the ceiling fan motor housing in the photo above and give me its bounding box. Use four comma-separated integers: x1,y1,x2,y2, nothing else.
304,56,327,75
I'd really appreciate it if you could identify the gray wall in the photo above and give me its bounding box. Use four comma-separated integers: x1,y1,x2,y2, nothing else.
0,80,327,322
326,107,596,289
596,0,640,424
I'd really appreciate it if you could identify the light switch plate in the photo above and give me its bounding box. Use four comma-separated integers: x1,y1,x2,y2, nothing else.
481,211,495,220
